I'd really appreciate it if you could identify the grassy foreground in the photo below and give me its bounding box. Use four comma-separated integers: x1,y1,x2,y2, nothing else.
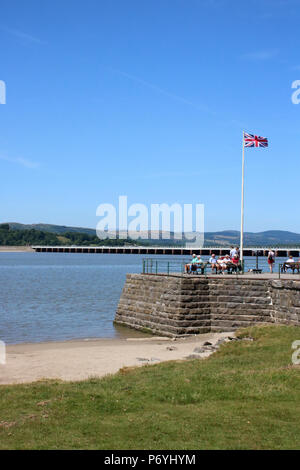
0,325,299,450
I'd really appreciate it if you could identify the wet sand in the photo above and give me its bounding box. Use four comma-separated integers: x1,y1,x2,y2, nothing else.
0,332,233,385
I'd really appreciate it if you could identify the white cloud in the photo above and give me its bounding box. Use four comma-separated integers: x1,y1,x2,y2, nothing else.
105,66,216,116
1,26,45,45
241,49,279,61
0,155,39,169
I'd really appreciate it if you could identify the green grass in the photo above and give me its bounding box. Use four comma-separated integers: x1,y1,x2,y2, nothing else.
0,325,300,449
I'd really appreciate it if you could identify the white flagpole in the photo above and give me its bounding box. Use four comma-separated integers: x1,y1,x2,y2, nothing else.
240,131,245,264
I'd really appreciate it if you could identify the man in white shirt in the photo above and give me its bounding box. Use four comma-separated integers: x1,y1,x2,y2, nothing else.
284,256,295,272
221,255,232,274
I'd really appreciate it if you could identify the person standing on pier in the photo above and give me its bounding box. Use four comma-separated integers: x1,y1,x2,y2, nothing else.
267,250,275,273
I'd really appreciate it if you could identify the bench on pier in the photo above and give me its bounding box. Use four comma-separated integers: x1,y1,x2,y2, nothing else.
222,262,243,274
192,262,242,275
281,263,300,274
190,262,207,275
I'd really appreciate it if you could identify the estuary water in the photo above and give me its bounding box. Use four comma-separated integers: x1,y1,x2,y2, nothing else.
0,252,286,344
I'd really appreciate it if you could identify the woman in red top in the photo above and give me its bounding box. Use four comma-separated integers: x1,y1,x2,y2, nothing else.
231,254,242,272
267,250,275,273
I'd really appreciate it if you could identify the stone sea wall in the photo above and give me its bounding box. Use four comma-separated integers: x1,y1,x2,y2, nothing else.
271,280,300,326
115,274,300,337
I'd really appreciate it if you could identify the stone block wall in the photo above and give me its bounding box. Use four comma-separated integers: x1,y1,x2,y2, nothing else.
208,278,274,332
115,274,300,337
115,274,211,336
270,280,300,326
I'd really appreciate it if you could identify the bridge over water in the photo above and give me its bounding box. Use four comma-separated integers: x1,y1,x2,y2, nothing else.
31,246,300,257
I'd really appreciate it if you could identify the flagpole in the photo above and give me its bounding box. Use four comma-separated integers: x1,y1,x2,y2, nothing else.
240,131,245,264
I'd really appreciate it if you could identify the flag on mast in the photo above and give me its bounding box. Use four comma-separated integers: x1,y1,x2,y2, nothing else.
240,131,269,265
244,133,268,148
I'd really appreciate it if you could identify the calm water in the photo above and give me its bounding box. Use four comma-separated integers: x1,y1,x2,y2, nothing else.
0,252,286,344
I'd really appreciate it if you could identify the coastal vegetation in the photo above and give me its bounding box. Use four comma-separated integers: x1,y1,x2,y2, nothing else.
0,225,139,247
0,325,299,449
0,224,185,247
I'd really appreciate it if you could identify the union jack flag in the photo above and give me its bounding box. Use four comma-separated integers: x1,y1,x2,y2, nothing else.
244,132,268,148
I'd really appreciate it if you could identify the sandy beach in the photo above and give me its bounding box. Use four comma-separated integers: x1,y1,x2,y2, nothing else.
0,332,233,385
0,246,34,252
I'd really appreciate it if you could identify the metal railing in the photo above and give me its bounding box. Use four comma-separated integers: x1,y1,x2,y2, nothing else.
142,258,186,275
142,259,300,278
142,258,245,276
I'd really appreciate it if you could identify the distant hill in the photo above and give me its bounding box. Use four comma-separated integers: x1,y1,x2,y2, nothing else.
204,230,300,247
8,223,96,236
4,223,300,247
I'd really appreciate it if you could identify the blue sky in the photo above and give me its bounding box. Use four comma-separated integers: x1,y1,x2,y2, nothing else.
1,0,300,233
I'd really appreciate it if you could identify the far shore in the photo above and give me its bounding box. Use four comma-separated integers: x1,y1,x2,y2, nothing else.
0,332,233,385
0,246,34,252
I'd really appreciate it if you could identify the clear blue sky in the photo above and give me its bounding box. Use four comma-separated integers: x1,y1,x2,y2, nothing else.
1,0,300,233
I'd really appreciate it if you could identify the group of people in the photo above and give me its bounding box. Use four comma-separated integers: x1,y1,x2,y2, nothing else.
184,247,241,275
184,249,300,275
184,255,206,274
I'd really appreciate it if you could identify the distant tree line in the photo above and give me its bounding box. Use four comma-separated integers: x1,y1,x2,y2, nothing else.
0,224,186,247
0,225,60,246
0,225,138,247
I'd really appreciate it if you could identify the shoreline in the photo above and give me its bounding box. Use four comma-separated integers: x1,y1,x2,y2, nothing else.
0,246,34,252
0,332,233,385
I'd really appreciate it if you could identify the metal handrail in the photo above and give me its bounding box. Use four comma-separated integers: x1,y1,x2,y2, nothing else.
142,258,245,276
142,258,187,275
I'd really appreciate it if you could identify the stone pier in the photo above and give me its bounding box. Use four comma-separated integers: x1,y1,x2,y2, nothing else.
115,274,300,337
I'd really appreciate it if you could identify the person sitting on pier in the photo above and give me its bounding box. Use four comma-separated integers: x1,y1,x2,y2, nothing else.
231,254,242,273
209,254,218,273
190,255,204,274
215,255,234,274
184,254,198,274
195,255,205,275
283,256,296,273
216,255,229,274
222,254,233,274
